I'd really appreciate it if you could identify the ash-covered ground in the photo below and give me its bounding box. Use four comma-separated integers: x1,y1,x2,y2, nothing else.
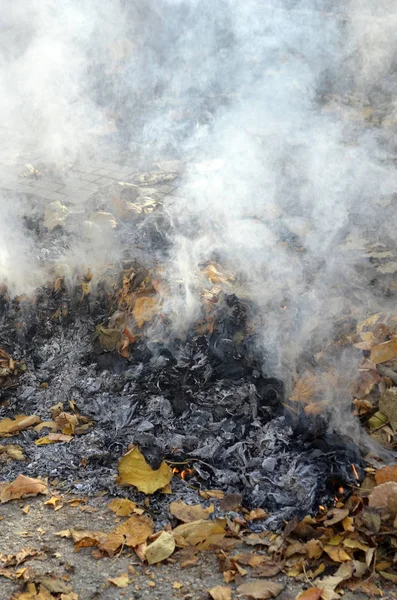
3,160,394,530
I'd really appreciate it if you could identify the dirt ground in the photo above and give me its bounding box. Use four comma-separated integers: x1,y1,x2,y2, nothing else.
0,493,392,600
0,494,294,600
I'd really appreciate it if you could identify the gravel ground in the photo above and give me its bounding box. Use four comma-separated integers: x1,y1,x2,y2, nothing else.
0,494,392,600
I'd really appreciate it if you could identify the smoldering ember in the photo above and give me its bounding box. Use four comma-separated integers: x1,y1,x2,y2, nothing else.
1,3,397,600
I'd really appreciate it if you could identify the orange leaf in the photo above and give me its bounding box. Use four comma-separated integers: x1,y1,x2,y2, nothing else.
370,338,397,364
296,589,322,600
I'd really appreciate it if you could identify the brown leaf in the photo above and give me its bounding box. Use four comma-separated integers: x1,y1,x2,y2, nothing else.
370,338,397,364
296,589,322,600
323,545,351,563
117,446,173,494
0,444,25,460
220,494,242,511
246,508,268,521
100,514,153,554
133,296,159,328
172,518,226,549
237,580,284,599
200,489,225,500
170,500,212,523
0,415,41,436
252,562,283,578
379,570,397,583
324,509,350,526
379,388,397,432
313,562,354,600
0,475,48,503
107,498,138,516
208,585,232,600
145,531,175,564
368,482,397,515
305,539,323,559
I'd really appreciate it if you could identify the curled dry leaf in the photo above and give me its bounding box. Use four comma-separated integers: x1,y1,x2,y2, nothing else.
208,585,232,600
368,482,397,515
145,531,176,564
375,465,397,484
370,338,397,364
35,434,73,445
117,446,173,494
0,444,25,460
0,415,41,436
169,499,213,523
133,296,159,328
173,518,226,549
313,562,354,600
100,514,154,555
296,589,322,600
237,580,284,599
324,508,350,526
107,498,138,516
0,475,48,503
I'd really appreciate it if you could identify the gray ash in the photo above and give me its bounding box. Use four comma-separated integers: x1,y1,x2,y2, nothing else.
0,279,362,529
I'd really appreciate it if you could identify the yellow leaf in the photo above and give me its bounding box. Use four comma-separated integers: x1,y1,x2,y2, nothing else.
133,296,159,328
44,496,62,509
35,434,73,445
145,531,176,564
0,444,25,460
0,415,41,436
323,545,352,563
172,582,184,589
172,518,226,549
370,338,397,364
208,585,232,600
117,446,173,494
108,573,130,588
100,514,153,554
108,498,138,516
169,500,212,523
0,475,48,503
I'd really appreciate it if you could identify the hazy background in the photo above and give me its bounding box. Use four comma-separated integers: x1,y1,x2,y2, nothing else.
1,1,397,412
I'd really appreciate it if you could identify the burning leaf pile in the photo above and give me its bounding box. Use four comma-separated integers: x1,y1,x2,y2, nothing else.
0,165,396,598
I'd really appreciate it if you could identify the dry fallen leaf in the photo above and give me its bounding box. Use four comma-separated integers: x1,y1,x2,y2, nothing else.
237,580,284,599
100,514,154,554
296,589,322,600
208,585,232,600
368,482,397,515
107,498,138,516
108,573,130,588
169,500,213,522
0,444,25,460
0,475,48,503
117,446,173,494
375,465,397,484
324,509,350,526
145,531,176,564
0,415,41,436
35,434,73,445
173,518,226,549
370,338,397,364
133,296,159,328
313,562,354,600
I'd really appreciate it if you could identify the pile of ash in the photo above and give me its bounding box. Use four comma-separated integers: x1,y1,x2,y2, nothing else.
0,276,362,529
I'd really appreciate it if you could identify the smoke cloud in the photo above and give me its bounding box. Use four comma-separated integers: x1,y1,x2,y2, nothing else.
1,0,397,421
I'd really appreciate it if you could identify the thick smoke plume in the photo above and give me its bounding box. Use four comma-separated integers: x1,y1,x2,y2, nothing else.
1,0,397,419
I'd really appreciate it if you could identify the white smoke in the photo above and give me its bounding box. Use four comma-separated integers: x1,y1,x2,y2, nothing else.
1,0,397,413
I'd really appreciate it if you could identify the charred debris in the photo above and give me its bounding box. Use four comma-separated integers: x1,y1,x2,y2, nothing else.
0,198,363,529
